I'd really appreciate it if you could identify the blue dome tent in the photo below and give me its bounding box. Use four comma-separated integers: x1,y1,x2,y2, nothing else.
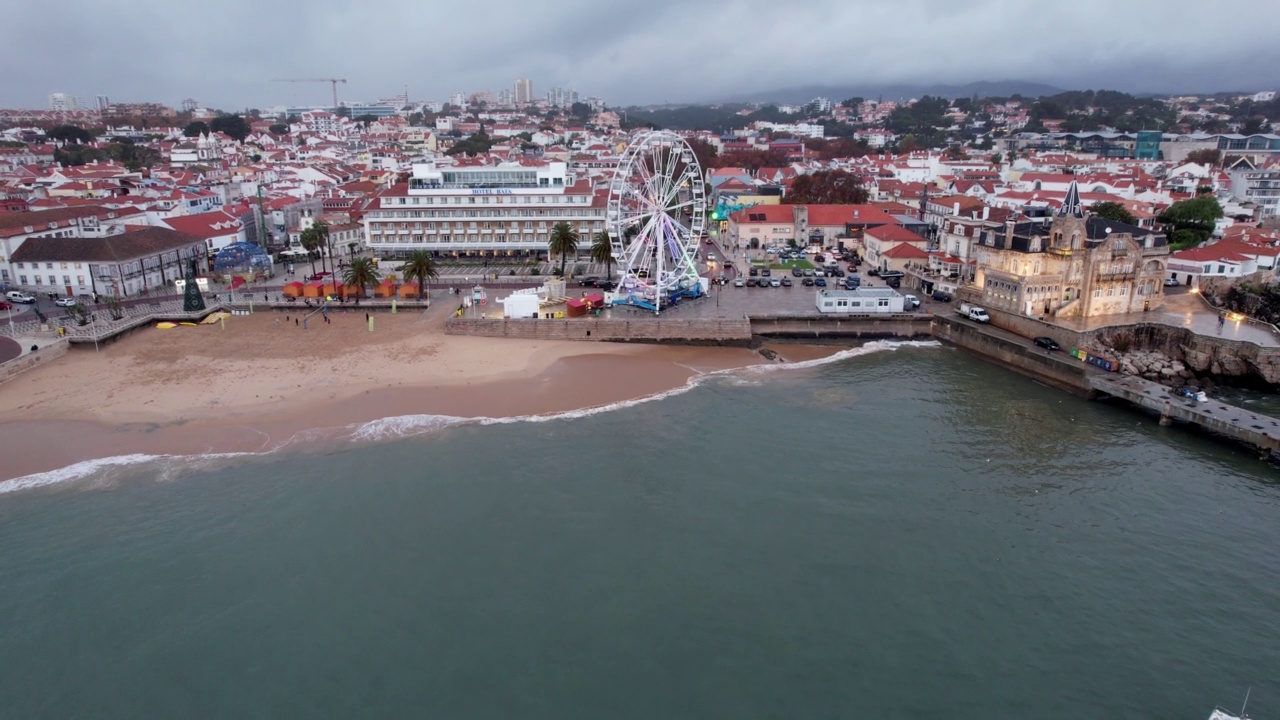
212,242,272,276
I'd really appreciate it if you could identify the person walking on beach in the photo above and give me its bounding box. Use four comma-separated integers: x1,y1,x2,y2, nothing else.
1218,312,1226,331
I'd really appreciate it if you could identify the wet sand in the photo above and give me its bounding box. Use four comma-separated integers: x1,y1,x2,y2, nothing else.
0,308,815,482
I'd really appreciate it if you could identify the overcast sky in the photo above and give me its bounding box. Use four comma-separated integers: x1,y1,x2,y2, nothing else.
3,0,1278,111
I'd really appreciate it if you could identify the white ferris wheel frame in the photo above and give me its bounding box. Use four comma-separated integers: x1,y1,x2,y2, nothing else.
606,130,707,312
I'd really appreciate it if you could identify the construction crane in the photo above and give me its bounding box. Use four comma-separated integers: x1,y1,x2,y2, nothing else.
271,78,348,109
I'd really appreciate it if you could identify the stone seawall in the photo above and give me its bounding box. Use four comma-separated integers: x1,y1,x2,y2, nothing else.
930,316,1093,395
444,317,754,345
750,314,934,339
0,340,69,386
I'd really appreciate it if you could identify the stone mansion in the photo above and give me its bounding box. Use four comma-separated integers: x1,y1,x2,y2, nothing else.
972,182,1169,318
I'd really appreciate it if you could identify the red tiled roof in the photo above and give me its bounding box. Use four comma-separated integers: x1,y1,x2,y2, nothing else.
882,242,930,259
865,225,925,243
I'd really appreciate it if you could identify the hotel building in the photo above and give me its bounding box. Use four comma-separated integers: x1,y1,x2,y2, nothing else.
362,161,606,259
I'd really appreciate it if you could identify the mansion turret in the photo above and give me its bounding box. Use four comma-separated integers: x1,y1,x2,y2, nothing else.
973,181,1169,318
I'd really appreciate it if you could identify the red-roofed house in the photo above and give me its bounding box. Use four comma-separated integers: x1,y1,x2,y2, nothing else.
878,242,931,273
727,205,795,247
863,225,926,271
160,209,245,254
1166,245,1258,288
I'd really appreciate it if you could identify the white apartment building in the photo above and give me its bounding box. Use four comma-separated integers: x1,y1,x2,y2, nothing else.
362,161,606,258
1228,165,1280,220
514,78,533,104
48,92,78,111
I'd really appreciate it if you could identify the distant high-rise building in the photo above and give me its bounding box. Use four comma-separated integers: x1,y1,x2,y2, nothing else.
448,92,465,108
181,97,198,113
544,88,578,108
95,95,110,111
48,92,77,111
497,89,513,105
514,78,533,104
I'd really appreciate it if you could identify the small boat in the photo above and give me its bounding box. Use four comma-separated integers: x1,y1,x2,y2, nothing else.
1210,688,1253,720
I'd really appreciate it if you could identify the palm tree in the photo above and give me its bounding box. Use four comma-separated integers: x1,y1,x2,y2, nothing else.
590,230,615,280
400,249,439,304
297,225,320,277
342,256,381,298
548,221,580,277
312,219,332,276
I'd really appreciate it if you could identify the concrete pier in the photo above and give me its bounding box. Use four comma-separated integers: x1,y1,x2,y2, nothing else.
1089,374,1280,457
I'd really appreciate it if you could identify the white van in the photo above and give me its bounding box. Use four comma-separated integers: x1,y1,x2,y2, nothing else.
5,290,35,304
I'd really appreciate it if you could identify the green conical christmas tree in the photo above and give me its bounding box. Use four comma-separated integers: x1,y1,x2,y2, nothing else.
183,257,206,312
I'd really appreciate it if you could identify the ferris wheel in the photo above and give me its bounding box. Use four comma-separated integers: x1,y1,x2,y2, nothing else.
606,130,707,312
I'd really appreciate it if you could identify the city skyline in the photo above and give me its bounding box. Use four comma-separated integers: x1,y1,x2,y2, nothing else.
3,0,1280,111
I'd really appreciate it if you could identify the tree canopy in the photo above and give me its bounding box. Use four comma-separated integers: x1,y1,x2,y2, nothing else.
268,123,289,135
783,170,869,205
183,121,210,137
209,114,250,142
1089,201,1137,226
445,131,495,157
46,125,95,144
1158,196,1223,249
1183,149,1221,167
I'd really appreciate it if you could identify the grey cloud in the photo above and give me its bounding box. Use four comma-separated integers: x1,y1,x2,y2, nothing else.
2,0,1277,111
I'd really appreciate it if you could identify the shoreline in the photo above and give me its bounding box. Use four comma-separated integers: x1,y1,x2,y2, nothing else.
0,310,798,483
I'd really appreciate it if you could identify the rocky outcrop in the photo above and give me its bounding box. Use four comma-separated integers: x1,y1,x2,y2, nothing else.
1109,349,1213,390
1088,323,1280,388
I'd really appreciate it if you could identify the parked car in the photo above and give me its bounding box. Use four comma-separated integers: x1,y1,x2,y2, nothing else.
931,290,953,302
802,277,815,286
781,277,793,287
1034,336,1061,351
792,267,803,277
903,294,921,309
5,291,35,304
749,267,759,277
803,268,815,277
744,278,756,287
770,278,781,287
53,296,78,307
576,276,602,287
733,278,745,288
760,268,771,277
815,278,827,287
1164,277,1180,287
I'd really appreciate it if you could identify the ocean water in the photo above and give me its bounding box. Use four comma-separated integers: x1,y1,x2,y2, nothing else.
1,344,1278,719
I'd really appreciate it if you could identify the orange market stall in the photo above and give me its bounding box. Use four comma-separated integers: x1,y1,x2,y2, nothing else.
282,281,305,298
398,282,420,299
374,280,396,298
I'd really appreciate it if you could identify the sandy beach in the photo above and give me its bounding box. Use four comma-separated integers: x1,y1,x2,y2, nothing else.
0,305,785,482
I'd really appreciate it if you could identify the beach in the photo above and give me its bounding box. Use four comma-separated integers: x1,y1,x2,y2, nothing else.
0,305,772,482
